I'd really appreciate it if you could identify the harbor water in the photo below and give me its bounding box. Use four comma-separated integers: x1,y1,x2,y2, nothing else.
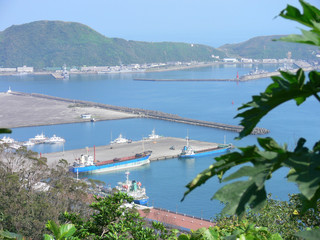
0,63,319,220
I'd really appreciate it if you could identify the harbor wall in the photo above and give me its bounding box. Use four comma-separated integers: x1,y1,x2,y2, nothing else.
10,91,269,135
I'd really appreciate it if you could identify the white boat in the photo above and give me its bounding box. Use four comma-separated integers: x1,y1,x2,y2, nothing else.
146,129,161,140
30,133,48,143
47,135,65,144
0,136,15,144
110,133,131,144
22,140,35,147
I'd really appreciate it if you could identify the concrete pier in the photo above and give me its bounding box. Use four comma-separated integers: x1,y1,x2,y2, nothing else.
42,137,222,166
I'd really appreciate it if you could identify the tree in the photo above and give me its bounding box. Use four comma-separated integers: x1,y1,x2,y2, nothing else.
0,146,91,239
182,0,320,238
64,192,179,240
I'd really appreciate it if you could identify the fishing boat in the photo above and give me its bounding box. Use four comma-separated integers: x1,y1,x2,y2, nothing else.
114,171,149,205
145,129,161,140
70,151,152,174
46,135,66,144
22,140,35,147
179,137,232,158
29,133,48,143
0,136,15,144
110,133,131,144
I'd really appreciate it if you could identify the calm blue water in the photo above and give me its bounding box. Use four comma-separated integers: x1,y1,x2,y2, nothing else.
1,64,319,220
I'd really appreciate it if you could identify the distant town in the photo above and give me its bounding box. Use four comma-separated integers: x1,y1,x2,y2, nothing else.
0,53,319,79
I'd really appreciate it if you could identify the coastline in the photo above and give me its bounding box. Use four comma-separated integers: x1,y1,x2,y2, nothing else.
0,62,285,77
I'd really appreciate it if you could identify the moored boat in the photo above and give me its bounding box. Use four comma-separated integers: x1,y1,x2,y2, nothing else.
46,135,65,144
70,151,152,174
0,136,15,144
179,137,232,158
110,133,131,144
29,133,48,143
113,171,149,205
145,129,161,140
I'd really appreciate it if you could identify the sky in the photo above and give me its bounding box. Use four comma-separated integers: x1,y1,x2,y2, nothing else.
0,0,320,47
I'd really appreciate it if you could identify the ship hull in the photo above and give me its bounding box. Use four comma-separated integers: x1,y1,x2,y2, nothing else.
133,198,149,205
179,146,231,158
70,155,150,174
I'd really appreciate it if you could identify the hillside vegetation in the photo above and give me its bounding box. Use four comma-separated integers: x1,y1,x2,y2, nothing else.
218,35,319,60
0,21,225,69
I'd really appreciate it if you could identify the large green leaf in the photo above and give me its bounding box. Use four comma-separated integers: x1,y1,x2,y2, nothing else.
0,128,11,134
296,229,320,240
236,69,320,139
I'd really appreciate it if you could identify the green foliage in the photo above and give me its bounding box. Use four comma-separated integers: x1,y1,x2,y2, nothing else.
0,129,11,134
0,147,91,239
64,192,178,239
0,21,225,68
0,230,25,240
279,0,320,46
178,221,283,240
218,35,319,60
44,220,77,240
183,0,320,238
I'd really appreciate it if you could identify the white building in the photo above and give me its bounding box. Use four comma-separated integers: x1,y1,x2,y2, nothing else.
241,58,253,63
223,58,238,63
17,66,34,73
0,68,16,72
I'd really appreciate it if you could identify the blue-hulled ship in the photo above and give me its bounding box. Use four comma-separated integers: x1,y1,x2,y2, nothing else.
70,151,152,174
179,137,232,158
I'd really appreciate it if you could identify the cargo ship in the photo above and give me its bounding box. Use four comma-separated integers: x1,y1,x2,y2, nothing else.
179,137,232,158
70,151,152,174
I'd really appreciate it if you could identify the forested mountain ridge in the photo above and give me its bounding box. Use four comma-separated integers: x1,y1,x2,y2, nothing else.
218,35,319,60
0,21,225,69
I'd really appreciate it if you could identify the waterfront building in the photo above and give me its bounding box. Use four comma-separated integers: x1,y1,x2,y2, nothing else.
17,65,34,73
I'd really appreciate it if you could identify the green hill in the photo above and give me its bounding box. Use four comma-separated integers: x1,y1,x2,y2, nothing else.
0,21,225,69
218,35,320,60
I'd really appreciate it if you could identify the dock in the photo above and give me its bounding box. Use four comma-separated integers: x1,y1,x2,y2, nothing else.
134,78,238,82
137,206,214,232
42,137,222,166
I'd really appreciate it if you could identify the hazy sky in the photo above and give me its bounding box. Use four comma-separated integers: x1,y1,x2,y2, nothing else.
0,0,319,47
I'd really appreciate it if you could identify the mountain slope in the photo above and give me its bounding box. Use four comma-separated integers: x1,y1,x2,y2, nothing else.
218,35,319,60
0,21,225,69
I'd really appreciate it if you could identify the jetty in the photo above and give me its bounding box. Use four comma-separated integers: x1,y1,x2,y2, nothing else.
3,91,269,135
137,206,214,232
43,137,222,166
134,78,239,82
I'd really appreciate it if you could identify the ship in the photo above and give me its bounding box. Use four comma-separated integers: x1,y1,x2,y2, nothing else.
70,150,152,174
179,137,232,158
144,129,161,140
113,171,149,205
110,133,132,144
46,135,66,144
29,133,48,144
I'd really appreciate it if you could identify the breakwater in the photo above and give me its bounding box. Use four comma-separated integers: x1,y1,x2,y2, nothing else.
134,78,238,82
10,91,269,135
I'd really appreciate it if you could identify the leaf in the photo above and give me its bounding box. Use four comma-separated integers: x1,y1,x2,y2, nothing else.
46,220,60,238
183,137,291,216
59,224,76,238
236,69,320,139
43,234,55,240
295,228,320,240
285,139,320,211
0,128,11,134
